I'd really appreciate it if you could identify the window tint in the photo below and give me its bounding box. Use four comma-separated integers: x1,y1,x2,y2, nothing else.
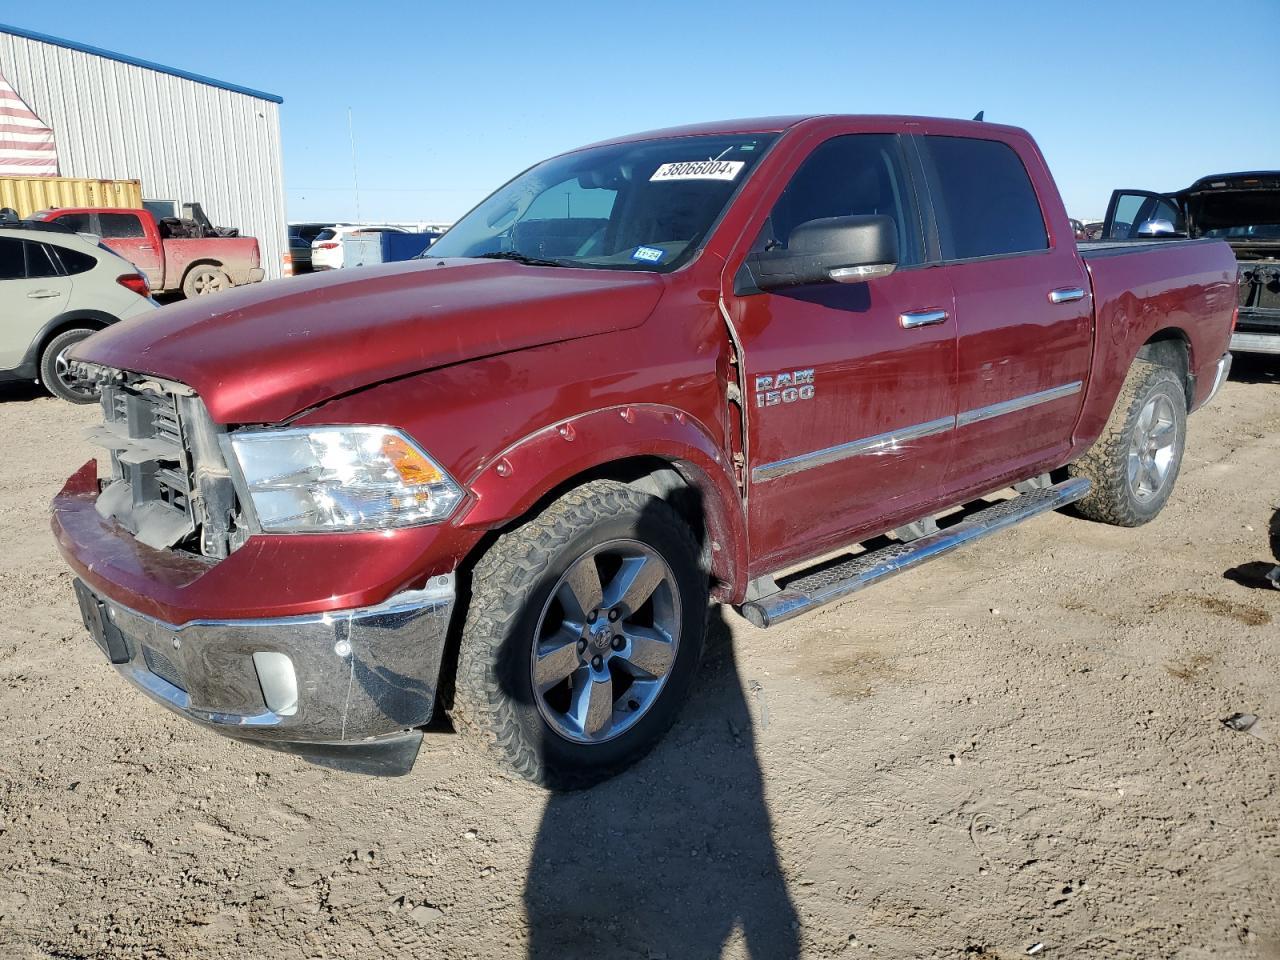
53,212,94,233
922,136,1048,259
51,244,97,275
0,237,24,280
97,213,146,238
25,242,61,278
758,134,922,266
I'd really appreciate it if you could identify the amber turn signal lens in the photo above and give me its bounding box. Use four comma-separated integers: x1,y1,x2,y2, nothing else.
381,434,446,485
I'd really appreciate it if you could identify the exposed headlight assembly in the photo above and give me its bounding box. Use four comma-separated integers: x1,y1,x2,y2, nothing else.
229,426,463,532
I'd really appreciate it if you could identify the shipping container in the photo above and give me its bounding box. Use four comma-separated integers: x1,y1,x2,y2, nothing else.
0,175,143,219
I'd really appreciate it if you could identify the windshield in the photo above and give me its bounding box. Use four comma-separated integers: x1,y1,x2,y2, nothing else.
424,133,777,271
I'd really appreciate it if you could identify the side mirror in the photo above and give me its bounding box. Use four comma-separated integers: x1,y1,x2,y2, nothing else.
1136,218,1176,237
744,215,898,292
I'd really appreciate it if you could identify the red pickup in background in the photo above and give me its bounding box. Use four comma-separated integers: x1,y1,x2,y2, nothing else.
33,206,264,298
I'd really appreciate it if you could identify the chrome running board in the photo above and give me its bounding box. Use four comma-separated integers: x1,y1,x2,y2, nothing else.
739,477,1091,628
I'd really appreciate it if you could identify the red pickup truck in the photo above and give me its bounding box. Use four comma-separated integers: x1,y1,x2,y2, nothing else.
52,115,1236,786
33,207,264,298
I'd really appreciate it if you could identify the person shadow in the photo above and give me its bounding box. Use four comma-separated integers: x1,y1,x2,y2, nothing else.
1224,506,1280,590
522,604,800,959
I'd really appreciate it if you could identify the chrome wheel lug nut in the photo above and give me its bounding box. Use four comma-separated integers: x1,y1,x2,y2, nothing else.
577,639,587,653
608,608,621,622
591,655,603,670
611,636,624,651
587,609,598,624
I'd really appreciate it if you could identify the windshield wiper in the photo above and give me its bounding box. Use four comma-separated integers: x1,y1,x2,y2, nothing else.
474,251,567,267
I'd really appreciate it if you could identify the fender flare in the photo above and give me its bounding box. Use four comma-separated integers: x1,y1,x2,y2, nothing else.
459,403,749,598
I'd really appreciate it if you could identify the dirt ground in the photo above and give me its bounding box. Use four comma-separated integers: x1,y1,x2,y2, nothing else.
0,358,1277,960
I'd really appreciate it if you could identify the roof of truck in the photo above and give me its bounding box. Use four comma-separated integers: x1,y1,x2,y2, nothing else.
582,114,1028,149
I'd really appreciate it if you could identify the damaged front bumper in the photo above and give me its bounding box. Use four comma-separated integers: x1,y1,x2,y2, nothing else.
71,575,455,776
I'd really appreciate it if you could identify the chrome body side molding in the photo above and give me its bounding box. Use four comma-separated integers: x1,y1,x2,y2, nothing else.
752,380,1084,483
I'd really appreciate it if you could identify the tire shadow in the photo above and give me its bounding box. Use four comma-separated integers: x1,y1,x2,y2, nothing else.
523,604,800,959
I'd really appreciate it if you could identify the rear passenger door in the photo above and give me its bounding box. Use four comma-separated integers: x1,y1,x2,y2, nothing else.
914,133,1092,492
0,237,73,370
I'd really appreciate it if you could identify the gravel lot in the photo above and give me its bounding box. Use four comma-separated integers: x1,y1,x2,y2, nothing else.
1,359,1277,960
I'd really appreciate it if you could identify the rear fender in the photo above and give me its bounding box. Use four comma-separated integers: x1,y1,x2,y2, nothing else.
460,404,748,598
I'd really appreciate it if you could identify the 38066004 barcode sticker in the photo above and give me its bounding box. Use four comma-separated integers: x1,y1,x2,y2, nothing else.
649,160,745,182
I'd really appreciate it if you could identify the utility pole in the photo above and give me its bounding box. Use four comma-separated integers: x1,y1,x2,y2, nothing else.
347,107,361,221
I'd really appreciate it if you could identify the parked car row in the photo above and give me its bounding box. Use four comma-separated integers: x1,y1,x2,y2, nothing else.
286,222,443,274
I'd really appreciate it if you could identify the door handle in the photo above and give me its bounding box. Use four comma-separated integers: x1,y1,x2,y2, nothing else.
1048,287,1086,304
27,289,62,299
899,309,949,329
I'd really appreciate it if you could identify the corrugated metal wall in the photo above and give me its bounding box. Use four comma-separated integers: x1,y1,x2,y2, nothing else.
0,30,286,279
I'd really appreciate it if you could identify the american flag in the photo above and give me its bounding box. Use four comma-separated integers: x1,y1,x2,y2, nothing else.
0,71,58,177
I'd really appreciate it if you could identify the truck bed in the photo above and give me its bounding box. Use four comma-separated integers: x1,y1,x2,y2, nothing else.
1074,236,1237,442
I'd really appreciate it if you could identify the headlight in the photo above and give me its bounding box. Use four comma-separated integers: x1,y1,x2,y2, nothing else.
229,426,463,531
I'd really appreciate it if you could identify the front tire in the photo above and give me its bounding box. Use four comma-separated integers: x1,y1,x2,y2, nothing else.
452,480,708,789
39,328,100,404
1068,359,1187,526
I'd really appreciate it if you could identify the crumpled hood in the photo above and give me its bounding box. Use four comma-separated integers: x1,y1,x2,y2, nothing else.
74,258,665,424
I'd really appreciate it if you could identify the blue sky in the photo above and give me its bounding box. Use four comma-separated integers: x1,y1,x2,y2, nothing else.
8,0,1278,224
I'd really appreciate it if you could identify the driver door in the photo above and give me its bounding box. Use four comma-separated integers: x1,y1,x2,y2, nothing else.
724,133,958,572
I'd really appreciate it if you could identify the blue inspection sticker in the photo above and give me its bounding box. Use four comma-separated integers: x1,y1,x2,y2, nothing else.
632,246,665,263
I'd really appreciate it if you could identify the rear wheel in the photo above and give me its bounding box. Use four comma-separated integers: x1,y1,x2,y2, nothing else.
1068,359,1187,526
182,265,230,298
452,480,707,789
39,328,99,404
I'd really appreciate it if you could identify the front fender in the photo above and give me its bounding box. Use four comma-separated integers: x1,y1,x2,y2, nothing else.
459,404,748,599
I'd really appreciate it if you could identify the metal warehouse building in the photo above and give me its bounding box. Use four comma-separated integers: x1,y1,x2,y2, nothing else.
0,23,286,278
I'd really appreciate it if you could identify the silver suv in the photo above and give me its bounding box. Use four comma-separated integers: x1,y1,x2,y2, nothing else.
0,221,156,403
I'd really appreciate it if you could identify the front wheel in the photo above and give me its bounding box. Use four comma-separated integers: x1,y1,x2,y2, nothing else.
452,480,708,789
39,328,100,404
1068,359,1187,526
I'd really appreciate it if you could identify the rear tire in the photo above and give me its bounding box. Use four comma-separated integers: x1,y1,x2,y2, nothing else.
452,480,708,789
1068,359,1187,526
39,328,99,404
182,265,230,298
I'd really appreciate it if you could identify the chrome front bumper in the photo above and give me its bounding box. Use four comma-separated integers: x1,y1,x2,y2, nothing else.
72,576,456,775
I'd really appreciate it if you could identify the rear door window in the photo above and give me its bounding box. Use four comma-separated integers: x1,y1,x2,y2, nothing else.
97,213,146,238
52,212,95,234
920,135,1049,259
25,241,62,278
49,243,97,275
0,237,24,280
314,228,336,242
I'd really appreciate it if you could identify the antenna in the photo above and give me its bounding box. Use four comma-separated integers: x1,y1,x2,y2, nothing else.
347,107,362,221
972,110,985,122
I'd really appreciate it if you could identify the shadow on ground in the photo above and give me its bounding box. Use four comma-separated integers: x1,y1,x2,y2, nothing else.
1227,352,1280,385
523,606,799,959
0,382,47,404
1224,507,1280,590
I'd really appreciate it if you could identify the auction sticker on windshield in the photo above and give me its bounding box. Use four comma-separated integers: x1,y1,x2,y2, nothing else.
650,160,745,182
632,246,665,263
